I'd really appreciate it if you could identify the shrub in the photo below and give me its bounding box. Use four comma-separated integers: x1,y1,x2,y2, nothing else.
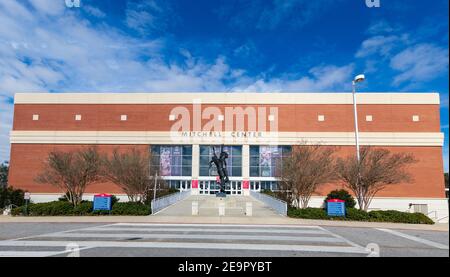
288,207,329,219
368,210,434,224
0,187,25,207
324,189,356,208
73,201,93,215
29,201,73,216
346,208,370,221
111,202,150,216
288,206,434,224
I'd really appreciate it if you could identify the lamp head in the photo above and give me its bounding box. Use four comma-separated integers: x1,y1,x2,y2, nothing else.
353,74,365,83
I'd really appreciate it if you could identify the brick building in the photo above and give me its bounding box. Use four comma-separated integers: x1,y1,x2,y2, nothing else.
7,92,448,221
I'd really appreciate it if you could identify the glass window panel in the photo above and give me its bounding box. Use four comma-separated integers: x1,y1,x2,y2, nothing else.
232,146,242,156
250,166,259,177
182,166,191,176
250,146,259,156
250,156,259,167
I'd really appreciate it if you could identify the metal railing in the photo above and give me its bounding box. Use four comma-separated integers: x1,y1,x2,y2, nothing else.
250,190,287,216
151,190,191,214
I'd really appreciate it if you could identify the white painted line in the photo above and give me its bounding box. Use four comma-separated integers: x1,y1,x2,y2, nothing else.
376,228,449,250
0,240,368,254
83,227,327,235
0,251,63,257
111,223,322,229
5,223,117,242
317,226,366,249
39,233,342,243
0,246,94,257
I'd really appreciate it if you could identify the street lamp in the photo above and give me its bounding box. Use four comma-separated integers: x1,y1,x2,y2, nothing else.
352,74,365,162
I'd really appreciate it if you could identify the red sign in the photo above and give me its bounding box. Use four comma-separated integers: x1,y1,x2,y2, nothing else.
192,179,199,189
242,180,249,189
95,193,112,197
327,199,345,203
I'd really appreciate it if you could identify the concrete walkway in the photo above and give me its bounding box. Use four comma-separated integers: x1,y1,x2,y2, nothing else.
154,195,281,217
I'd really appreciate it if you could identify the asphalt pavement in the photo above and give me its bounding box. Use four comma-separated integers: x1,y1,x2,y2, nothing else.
0,222,448,257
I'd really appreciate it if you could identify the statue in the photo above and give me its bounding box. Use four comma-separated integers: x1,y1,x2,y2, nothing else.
209,145,229,197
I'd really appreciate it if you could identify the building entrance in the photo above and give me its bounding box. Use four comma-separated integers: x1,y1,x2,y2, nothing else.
199,180,242,195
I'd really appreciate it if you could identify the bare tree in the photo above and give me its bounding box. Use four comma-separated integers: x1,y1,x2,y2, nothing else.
36,147,103,207
278,144,338,208
336,147,417,211
101,148,159,203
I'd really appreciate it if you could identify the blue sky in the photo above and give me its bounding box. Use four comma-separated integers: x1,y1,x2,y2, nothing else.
0,0,448,171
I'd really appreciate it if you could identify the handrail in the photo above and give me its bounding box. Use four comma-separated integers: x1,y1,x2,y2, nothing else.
250,190,287,216
151,190,190,214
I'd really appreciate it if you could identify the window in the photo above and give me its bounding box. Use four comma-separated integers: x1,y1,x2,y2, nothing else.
412,115,420,122
169,114,176,121
250,146,291,177
318,115,325,122
120,115,127,121
366,115,373,122
75,114,82,121
150,145,192,176
268,114,275,122
199,145,242,177
32,114,39,121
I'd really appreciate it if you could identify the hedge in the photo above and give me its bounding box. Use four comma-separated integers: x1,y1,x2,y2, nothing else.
0,187,25,207
288,207,434,224
11,200,151,216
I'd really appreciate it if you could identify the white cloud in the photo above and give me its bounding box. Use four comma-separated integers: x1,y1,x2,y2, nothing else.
356,35,408,58
231,64,354,92
84,5,106,18
125,0,171,34
0,0,356,163
28,0,66,16
390,44,449,86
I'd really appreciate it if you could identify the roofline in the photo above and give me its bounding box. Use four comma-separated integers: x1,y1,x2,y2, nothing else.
13,92,440,105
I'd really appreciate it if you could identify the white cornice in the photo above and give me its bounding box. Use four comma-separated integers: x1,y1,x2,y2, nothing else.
9,131,444,146
13,92,440,105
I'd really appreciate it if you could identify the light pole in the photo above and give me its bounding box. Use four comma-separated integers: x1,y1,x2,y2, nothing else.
352,74,365,162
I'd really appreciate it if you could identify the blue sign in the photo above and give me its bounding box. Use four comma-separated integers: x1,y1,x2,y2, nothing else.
93,194,112,211
327,200,346,217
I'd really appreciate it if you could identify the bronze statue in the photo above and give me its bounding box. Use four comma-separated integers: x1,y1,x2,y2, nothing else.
209,145,229,196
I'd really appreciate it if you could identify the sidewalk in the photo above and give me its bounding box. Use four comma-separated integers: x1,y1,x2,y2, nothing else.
1,215,448,232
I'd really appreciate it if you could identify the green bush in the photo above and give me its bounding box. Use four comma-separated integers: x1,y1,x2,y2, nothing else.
29,201,73,216
346,208,370,221
324,189,356,208
368,210,434,224
111,202,150,216
73,201,93,215
288,207,329,219
0,187,25,207
288,207,434,224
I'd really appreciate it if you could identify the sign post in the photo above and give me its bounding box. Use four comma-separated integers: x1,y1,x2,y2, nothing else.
24,192,31,216
93,194,112,214
327,199,346,217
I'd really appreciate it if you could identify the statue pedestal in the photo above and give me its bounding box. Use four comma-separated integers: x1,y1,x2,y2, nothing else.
215,192,227,198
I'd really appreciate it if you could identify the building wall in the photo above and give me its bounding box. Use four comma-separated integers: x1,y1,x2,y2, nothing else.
8,93,446,208
8,143,445,198
12,104,440,132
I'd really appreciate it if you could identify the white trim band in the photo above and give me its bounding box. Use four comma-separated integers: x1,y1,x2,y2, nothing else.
14,92,440,105
9,131,444,146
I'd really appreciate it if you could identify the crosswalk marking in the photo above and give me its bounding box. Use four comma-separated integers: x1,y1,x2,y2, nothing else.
82,227,328,235
376,228,449,250
0,223,369,257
